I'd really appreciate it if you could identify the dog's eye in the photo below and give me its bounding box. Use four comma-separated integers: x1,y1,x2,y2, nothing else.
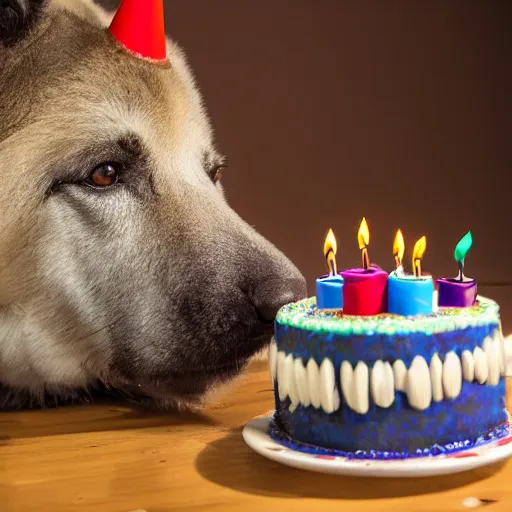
88,164,120,188
210,165,227,184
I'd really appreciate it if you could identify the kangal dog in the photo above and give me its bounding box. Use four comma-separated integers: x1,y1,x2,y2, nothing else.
0,0,306,409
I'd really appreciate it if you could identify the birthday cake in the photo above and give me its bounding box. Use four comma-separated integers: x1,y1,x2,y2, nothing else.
268,222,509,459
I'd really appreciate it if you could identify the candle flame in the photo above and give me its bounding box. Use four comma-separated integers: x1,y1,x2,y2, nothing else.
455,231,473,281
358,217,369,249
323,228,337,275
357,218,370,270
454,231,473,263
412,236,427,277
393,229,405,268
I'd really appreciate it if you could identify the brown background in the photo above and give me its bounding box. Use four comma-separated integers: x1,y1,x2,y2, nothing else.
101,1,511,325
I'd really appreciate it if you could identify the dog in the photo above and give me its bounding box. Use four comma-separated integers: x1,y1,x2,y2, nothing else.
0,0,307,410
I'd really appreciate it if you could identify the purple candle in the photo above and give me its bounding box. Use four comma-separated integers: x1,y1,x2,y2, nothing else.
437,232,477,308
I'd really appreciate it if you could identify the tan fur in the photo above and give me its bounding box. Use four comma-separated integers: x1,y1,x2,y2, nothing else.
0,0,305,408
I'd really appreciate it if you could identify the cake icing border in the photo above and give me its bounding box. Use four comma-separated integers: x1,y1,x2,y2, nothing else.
276,295,500,336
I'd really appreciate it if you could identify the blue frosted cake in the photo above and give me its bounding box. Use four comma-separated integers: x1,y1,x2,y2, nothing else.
269,296,509,458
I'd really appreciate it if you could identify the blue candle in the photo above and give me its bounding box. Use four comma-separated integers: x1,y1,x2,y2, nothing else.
387,231,433,316
316,228,344,310
316,274,344,309
388,270,433,316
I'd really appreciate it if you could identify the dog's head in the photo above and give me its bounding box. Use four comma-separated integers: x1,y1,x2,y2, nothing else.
0,0,306,408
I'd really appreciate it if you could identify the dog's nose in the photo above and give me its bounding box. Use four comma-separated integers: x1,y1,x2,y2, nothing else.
253,276,307,323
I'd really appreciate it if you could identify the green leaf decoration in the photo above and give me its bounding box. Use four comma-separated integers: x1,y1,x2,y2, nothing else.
454,231,473,263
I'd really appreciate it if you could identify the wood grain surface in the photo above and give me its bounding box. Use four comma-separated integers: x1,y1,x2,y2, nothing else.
0,357,511,512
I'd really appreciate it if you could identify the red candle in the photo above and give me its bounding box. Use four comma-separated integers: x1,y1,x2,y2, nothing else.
340,218,388,316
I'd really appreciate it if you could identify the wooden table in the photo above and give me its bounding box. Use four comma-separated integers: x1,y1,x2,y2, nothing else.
0,358,511,512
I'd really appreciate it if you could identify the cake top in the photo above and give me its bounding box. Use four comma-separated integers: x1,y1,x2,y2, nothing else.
276,296,500,336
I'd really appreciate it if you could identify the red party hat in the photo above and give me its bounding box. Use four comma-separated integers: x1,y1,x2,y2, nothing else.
109,0,167,61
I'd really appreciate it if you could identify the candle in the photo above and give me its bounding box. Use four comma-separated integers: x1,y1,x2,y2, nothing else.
388,231,434,316
316,228,344,309
340,218,388,316
437,231,477,308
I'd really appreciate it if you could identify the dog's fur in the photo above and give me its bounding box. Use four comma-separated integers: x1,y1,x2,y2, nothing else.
0,0,306,409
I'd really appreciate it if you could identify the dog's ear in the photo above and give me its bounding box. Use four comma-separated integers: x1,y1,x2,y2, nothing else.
0,0,47,47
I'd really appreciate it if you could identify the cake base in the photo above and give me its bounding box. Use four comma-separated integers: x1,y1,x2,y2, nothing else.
270,412,511,460
272,296,506,455
242,412,512,478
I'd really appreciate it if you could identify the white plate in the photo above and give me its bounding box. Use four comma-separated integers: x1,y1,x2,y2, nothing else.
242,412,512,478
